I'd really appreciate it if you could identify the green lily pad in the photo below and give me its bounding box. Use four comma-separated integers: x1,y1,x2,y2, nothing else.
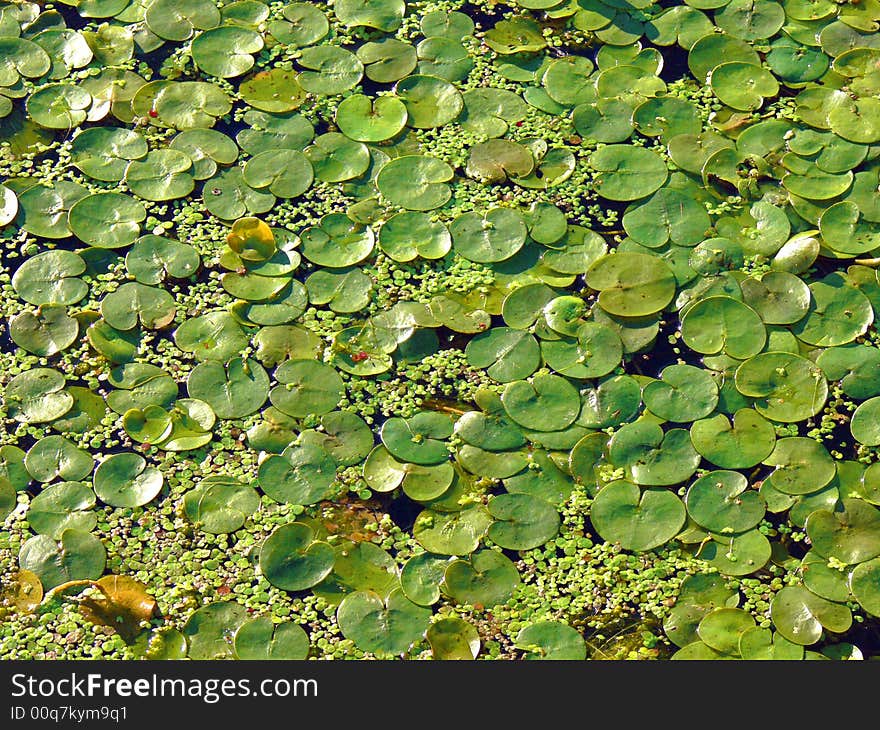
770,585,852,646
588,145,668,201
234,618,309,660
259,521,335,591
191,26,263,78
376,155,453,211
515,621,586,660
19,529,106,591
182,476,260,534
335,94,407,143
850,557,880,617
26,84,91,129
70,127,147,182
586,252,677,317
144,0,220,41
487,492,560,550
182,601,247,660
186,358,269,419
239,68,306,113
174,311,248,363
426,616,480,660
336,588,431,655
377,212,451,262
413,506,492,555
68,192,146,248
643,364,719,423
257,441,337,505
690,409,776,469
710,62,778,111
686,470,764,534
697,607,755,654
93,452,163,508
609,421,701,486
380,411,454,465
105,363,177,414
100,282,176,331
590,480,686,551
299,214,374,267
806,499,880,565
9,305,78,356
269,359,343,418
267,3,328,48
443,550,520,606
125,235,199,285
26,481,96,539
681,296,766,359
24,436,93,483
5,368,73,424
400,553,450,606
791,274,873,347
12,250,87,306
734,351,828,423
396,74,462,128
501,374,580,431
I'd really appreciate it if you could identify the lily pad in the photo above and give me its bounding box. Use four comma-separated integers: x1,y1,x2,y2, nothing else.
19,529,106,591
259,522,335,591
336,588,431,655
590,480,686,551
93,452,163,508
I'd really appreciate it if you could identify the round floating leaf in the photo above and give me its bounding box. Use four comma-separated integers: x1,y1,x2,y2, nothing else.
451,208,527,263
26,84,91,129
443,550,520,607
70,127,148,182
763,437,835,496
191,26,263,78
427,617,480,660
268,3,328,48
623,188,710,247
806,499,880,565
12,250,87,306
145,0,220,40
305,132,370,183
187,358,269,420
234,618,309,660
710,62,778,111
465,327,540,383
93,452,163,508
739,272,811,325
123,150,194,202
337,588,431,655
852,398,880,446
335,94,407,142
9,305,78,356
401,553,450,606
643,364,718,423
260,522,335,591
681,296,766,359
378,212,451,262
501,374,580,431
396,75,462,129
791,275,873,347
690,409,776,469
357,38,418,83
735,352,828,423
586,252,676,317
297,46,363,95
466,139,534,184
125,236,200,285
27,482,97,539
381,411,454,465
300,214,374,267
155,81,232,130
239,68,306,113
686,470,764,534
122,405,173,445
591,480,686,551
335,0,405,32
101,282,176,331
851,557,880,617
182,602,247,660
270,359,343,418
771,585,852,646
609,422,701,486
515,621,586,660
183,476,260,534
17,182,88,240
413,506,492,555
174,311,248,362
105,363,177,414
24,436,93,483
697,607,755,654
203,167,275,220
588,145,668,201
0,478,15,522
257,441,336,505
487,493,560,550
68,193,146,248
19,530,106,591
5,368,73,424
376,155,453,211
